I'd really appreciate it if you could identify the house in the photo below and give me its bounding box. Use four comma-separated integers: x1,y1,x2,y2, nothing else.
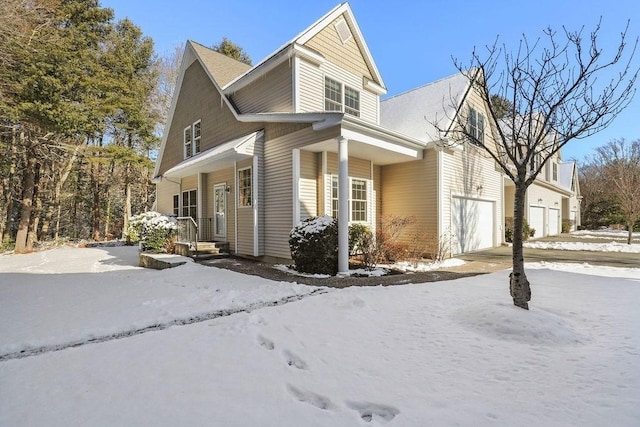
152,2,580,271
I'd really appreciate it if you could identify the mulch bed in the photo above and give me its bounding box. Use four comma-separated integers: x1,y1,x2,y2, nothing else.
200,257,484,288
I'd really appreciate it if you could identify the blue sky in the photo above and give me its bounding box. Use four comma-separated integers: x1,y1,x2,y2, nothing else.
101,0,640,161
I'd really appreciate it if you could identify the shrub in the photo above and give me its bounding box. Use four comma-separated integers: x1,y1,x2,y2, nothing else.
505,217,534,242
561,219,573,233
348,223,371,256
126,211,177,253
289,216,338,275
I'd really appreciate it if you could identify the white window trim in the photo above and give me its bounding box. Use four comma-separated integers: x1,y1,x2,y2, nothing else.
183,125,192,159
324,75,360,117
237,166,252,208
172,194,179,216
181,188,197,218
193,120,201,155
326,174,371,224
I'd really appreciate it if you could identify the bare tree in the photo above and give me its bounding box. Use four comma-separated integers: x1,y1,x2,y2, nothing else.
592,139,640,244
441,21,637,309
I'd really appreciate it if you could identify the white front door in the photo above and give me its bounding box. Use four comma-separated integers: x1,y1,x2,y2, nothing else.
214,183,227,239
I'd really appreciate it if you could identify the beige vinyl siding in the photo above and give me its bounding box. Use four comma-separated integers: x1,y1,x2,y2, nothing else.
158,61,262,175
205,168,236,251
299,150,318,221
263,124,340,259
298,58,324,112
304,14,373,81
181,175,198,192
440,147,503,244
155,179,181,215
230,61,293,113
381,150,438,244
255,133,265,256
235,158,255,255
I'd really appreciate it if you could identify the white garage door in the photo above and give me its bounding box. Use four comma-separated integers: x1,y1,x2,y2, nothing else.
529,206,544,238
451,197,494,254
548,208,560,235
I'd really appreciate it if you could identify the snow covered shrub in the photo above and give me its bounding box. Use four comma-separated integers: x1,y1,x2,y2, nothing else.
289,216,338,275
126,211,177,253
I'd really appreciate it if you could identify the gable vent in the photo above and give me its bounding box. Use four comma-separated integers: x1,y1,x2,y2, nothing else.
335,19,352,44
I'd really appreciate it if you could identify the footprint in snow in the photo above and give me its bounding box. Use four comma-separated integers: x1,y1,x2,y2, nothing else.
283,349,308,370
287,384,334,410
345,401,399,423
256,335,275,350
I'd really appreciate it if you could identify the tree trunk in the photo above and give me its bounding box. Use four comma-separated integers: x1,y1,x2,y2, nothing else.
27,162,42,250
2,128,19,242
628,221,633,245
15,134,36,253
510,184,532,309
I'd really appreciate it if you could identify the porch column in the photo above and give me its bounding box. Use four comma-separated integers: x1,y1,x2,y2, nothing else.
338,136,349,276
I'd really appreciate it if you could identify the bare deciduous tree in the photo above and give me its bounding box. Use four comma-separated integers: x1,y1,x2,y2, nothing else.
440,21,637,309
591,139,640,244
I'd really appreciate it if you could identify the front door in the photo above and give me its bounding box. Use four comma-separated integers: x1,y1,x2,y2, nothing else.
214,183,227,239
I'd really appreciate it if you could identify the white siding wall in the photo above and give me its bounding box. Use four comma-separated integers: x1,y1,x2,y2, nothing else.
299,150,318,221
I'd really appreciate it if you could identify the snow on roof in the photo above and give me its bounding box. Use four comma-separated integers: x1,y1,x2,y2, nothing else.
380,72,470,142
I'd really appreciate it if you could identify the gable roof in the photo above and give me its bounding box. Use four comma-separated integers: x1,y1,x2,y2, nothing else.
558,161,579,194
190,41,252,87
223,2,386,94
380,72,471,142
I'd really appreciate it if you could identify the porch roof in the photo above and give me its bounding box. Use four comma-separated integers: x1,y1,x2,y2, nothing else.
160,130,262,180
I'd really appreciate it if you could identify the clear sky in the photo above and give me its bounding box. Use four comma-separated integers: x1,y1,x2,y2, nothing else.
101,0,640,162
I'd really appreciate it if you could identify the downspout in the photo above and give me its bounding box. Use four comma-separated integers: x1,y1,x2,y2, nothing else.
234,161,238,255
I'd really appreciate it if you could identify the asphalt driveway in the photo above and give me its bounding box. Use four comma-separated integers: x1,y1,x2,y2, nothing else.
457,235,639,269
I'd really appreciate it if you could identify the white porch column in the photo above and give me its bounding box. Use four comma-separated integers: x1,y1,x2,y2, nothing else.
338,136,349,275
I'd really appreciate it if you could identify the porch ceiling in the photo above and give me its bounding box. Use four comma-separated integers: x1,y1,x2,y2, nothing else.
304,129,423,165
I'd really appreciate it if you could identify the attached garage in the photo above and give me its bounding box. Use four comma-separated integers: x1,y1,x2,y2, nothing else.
451,197,495,254
529,206,544,238
548,208,560,236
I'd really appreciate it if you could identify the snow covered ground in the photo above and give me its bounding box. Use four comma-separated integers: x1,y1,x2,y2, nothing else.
1,246,639,426
524,240,640,253
571,229,640,240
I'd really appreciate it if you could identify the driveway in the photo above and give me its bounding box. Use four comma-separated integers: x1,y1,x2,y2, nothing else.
457,235,640,269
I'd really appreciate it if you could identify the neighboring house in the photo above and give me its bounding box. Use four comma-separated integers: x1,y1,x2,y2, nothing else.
152,2,580,270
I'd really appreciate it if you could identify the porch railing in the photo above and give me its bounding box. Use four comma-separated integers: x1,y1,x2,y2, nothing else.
176,217,198,251
176,217,216,246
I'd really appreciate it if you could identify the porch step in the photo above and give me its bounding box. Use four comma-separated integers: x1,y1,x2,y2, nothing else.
192,241,230,260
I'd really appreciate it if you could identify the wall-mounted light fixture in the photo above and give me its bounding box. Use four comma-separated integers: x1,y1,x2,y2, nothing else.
225,185,231,193
538,198,543,204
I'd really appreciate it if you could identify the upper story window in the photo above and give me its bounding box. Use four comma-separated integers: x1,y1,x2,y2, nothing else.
184,126,192,158
183,120,201,159
468,107,485,145
324,77,360,117
552,162,558,181
238,167,252,207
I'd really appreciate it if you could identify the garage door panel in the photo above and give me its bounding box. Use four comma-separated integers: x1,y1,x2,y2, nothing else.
452,197,494,254
529,206,544,238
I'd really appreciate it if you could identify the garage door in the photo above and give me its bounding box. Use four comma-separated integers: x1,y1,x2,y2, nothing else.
548,208,560,235
451,197,494,254
529,206,544,238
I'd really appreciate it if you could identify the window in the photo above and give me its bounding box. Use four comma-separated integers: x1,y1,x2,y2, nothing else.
552,162,558,181
238,167,252,207
184,126,192,158
181,190,197,218
193,120,201,155
324,77,360,117
329,176,369,222
183,120,201,158
345,86,360,117
331,175,339,218
172,194,179,216
325,77,342,112
468,107,485,144
351,179,367,222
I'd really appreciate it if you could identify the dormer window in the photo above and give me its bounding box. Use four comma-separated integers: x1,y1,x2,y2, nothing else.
184,126,192,158
324,77,360,117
